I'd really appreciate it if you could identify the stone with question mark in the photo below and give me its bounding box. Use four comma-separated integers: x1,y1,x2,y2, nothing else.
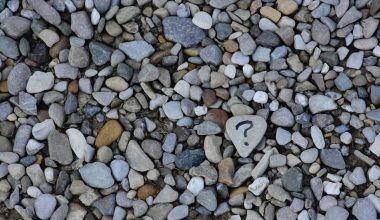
225,115,267,158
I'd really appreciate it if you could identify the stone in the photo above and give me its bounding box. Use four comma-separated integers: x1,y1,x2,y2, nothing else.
0,36,19,59
248,176,270,196
349,167,366,185
312,19,330,45
8,63,31,95
163,16,206,48
204,135,222,163
115,6,141,24
14,125,32,156
209,0,236,8
89,41,113,66
66,128,88,160
71,11,93,39
26,71,54,93
369,134,380,156
54,63,79,79
276,207,297,220
346,51,364,69
95,120,123,148
34,194,57,219
138,64,159,82
126,140,154,172
32,119,55,140
300,148,318,163
192,11,212,29
196,189,217,211
270,107,295,127
226,115,267,157
1,16,31,38
352,198,377,220
200,45,222,66
309,95,337,114
153,185,179,204
110,160,129,181
0,102,12,121
69,46,90,68
277,0,298,15
119,41,155,62
337,6,362,28
48,130,73,165
175,148,205,170
325,206,349,220
167,205,189,220
281,167,303,192
93,194,115,216
38,29,59,47
311,125,325,149
187,177,204,195
163,101,183,120
79,162,114,189
320,149,346,169
28,0,61,25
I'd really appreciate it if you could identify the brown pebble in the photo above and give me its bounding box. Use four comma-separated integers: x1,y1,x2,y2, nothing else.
137,184,159,200
218,158,235,186
223,40,239,52
37,110,50,122
95,120,123,148
68,80,79,93
202,89,217,106
0,81,8,92
204,109,228,129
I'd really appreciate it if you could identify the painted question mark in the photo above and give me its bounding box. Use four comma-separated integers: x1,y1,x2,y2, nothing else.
235,120,254,146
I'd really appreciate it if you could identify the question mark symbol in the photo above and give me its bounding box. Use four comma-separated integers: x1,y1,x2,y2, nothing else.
235,120,254,146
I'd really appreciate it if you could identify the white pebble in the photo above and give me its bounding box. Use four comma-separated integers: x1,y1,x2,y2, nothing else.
248,176,269,196
253,91,268,104
91,8,100,25
224,65,236,79
192,11,213,29
243,64,254,77
187,177,204,196
194,106,208,116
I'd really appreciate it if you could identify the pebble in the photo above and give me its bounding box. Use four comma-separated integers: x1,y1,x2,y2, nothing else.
226,115,267,158
48,130,73,165
352,198,377,220
34,194,57,219
32,119,55,140
309,95,337,114
163,16,206,48
89,41,113,66
248,176,269,196
28,0,61,25
8,63,31,95
200,45,222,66
175,149,205,170
126,140,154,172
79,162,114,189
325,206,349,220
71,11,94,39
119,40,155,62
192,12,212,29
66,128,88,160
270,107,295,127
281,167,303,192
1,16,31,38
95,120,123,147
320,149,346,169
26,71,54,93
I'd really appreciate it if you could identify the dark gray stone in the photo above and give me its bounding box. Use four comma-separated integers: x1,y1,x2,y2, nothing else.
175,149,205,170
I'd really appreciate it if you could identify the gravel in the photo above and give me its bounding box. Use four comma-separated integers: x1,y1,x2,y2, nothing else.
0,1,378,219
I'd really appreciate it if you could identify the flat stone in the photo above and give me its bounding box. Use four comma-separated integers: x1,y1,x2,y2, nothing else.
119,41,155,62
163,101,183,120
312,19,330,45
209,0,236,8
352,198,376,220
66,128,88,160
163,16,206,48
14,125,32,156
0,36,19,59
110,160,129,182
28,0,61,25
226,115,267,157
276,207,297,220
32,119,55,140
92,91,116,106
192,11,212,29
138,64,159,82
71,11,93,39
320,149,346,169
8,63,31,95
38,29,59,47
0,102,13,121
167,205,189,220
1,16,31,38
309,95,337,114
337,6,362,28
325,206,349,220
196,189,217,211
89,41,113,66
248,176,270,196
281,167,303,192
79,162,114,189
153,185,179,204
26,71,54,93
93,194,115,216
69,46,90,68
346,51,364,69
175,148,205,170
54,63,79,79
126,140,154,172
115,6,141,24
19,92,37,115
270,107,295,127
48,130,73,165
369,134,380,156
34,194,57,219
200,45,222,66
